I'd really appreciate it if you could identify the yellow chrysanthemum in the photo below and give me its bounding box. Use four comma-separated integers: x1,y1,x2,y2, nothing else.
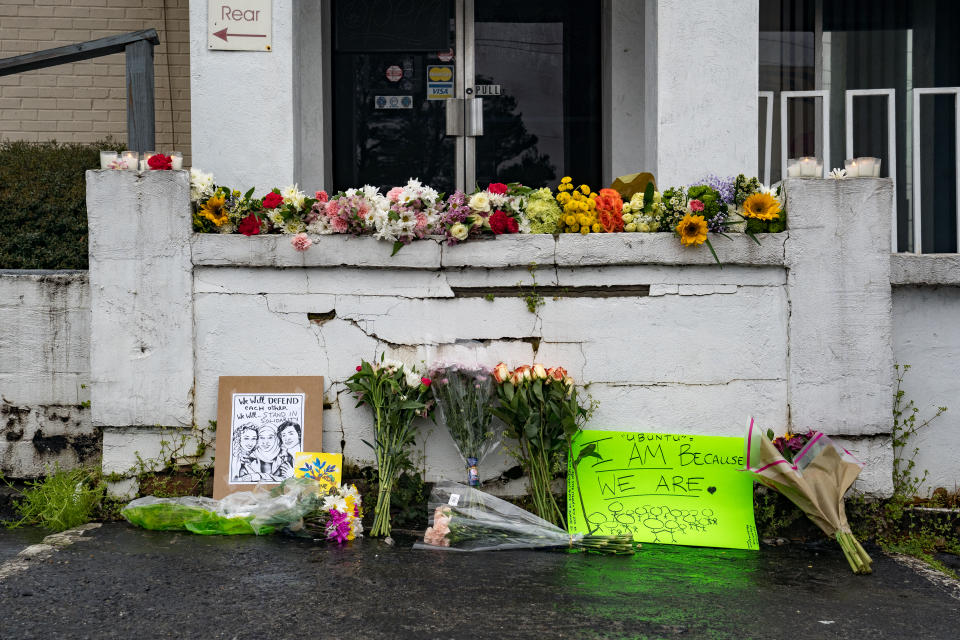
200,193,229,227
580,225,590,234
564,215,576,226
742,192,781,221
579,184,590,195
591,223,602,233
569,223,580,232
561,176,572,184
676,213,709,246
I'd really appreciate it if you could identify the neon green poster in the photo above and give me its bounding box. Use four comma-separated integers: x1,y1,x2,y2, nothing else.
567,430,759,550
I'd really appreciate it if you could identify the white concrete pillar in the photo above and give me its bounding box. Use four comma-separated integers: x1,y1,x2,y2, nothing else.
189,0,296,190
85,171,195,432
653,0,759,186
784,177,895,438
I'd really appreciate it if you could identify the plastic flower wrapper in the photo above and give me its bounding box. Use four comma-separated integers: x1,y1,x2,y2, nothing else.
295,484,364,544
122,477,323,536
744,418,873,574
428,362,502,486
414,481,636,554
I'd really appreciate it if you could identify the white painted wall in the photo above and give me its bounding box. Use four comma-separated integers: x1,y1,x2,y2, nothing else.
189,0,297,190
892,285,960,494
654,0,759,185
0,272,94,476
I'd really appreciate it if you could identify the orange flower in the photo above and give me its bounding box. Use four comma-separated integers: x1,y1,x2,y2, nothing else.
594,188,624,232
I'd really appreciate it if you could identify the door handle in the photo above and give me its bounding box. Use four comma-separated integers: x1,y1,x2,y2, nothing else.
465,98,483,136
445,98,464,136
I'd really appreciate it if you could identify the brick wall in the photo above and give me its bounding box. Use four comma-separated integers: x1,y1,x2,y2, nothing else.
0,0,191,165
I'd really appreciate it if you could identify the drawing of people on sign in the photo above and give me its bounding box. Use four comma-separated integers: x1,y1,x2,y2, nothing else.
229,393,305,484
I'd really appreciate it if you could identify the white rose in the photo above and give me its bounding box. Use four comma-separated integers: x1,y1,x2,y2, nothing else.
450,222,469,241
468,192,491,212
404,369,421,388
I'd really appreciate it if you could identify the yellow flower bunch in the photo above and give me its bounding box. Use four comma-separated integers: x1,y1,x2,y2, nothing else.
556,176,600,233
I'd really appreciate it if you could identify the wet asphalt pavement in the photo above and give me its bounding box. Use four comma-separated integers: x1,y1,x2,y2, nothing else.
1,523,959,640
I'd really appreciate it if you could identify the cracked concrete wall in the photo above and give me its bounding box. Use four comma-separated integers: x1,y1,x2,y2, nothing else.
0,271,96,477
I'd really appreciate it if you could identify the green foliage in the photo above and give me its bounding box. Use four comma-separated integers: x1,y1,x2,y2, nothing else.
892,364,947,499
4,465,105,532
519,262,545,314
0,139,123,270
128,422,217,498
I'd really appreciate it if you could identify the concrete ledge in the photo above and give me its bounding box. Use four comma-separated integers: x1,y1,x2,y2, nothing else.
890,254,960,286
191,232,788,269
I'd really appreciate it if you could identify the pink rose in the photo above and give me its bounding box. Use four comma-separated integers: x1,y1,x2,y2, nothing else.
290,233,312,252
688,199,705,212
387,186,404,202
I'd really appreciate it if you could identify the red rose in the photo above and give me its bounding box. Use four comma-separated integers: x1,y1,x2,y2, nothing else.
238,213,262,236
147,154,172,170
356,365,362,372
421,377,431,387
489,210,519,235
487,182,508,195
262,192,283,209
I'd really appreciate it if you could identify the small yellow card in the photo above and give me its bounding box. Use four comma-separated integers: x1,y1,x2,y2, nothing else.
294,452,342,493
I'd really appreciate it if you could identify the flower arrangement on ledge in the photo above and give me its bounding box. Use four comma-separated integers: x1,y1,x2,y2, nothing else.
190,169,786,261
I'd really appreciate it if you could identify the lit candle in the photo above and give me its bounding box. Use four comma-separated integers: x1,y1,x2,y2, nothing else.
857,157,875,177
872,158,881,177
170,152,183,170
786,158,802,178
844,158,859,177
121,150,138,171
800,156,817,177
100,150,118,169
142,151,155,171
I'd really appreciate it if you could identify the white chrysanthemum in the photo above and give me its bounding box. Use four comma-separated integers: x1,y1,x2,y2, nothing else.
282,184,306,209
307,218,334,235
419,185,439,204
381,358,403,373
189,168,215,201
469,192,491,212
283,219,306,234
406,178,423,190
488,192,507,208
268,210,285,226
218,222,236,234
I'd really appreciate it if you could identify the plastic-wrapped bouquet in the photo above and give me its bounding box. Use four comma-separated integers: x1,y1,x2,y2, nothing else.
299,484,364,544
745,419,873,574
414,481,635,554
346,357,433,537
428,363,501,486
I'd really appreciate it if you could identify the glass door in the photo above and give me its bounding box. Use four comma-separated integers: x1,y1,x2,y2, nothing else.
330,0,601,193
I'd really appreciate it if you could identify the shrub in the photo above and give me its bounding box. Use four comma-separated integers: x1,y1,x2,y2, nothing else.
6,465,105,532
0,139,123,270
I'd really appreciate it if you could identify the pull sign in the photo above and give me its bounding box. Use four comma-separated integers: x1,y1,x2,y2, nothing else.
475,84,501,96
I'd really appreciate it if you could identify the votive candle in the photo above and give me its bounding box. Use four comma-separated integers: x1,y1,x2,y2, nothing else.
844,158,859,177
786,158,802,178
100,150,118,169
170,151,183,170
121,150,138,171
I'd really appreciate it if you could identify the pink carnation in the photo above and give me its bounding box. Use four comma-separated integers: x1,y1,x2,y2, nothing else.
358,202,370,218
387,186,404,203
325,200,340,217
415,212,428,231
688,199,705,212
315,190,329,203
330,216,349,233
290,233,312,251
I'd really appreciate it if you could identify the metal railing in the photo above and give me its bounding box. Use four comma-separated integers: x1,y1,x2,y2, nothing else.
0,29,160,153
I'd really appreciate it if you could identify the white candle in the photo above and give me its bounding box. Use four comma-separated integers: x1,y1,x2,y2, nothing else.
872,158,882,177
100,150,117,169
121,151,138,171
844,159,859,177
171,152,183,170
815,162,823,177
787,158,802,177
800,157,817,177
857,157,875,177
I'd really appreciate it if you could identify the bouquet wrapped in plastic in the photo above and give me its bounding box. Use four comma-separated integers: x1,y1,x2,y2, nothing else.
414,481,636,554
745,419,873,574
428,363,502,486
123,477,328,537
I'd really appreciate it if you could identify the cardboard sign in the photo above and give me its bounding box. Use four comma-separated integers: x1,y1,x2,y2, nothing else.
207,0,272,51
294,451,342,493
213,376,323,498
567,430,759,550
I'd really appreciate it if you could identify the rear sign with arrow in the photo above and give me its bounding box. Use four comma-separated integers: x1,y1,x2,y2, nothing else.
208,0,272,51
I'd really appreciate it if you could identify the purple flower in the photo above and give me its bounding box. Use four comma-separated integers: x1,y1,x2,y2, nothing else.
787,436,805,452
694,174,735,204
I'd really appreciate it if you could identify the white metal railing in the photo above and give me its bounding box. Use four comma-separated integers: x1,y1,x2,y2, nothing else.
758,91,773,186
911,87,960,254
780,90,830,179
845,89,897,252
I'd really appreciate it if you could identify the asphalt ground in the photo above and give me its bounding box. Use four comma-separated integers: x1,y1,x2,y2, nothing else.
1,523,959,640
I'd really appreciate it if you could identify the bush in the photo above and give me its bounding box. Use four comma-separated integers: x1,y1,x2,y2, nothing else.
6,465,105,532
0,139,123,270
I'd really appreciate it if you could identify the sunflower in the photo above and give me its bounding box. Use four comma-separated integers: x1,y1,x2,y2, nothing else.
200,193,229,227
676,213,708,246
742,192,781,221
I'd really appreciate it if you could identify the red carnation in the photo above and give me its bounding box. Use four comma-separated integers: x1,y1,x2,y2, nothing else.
262,192,283,209
421,377,432,387
147,154,172,170
238,213,262,236
487,182,508,195
489,210,519,235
